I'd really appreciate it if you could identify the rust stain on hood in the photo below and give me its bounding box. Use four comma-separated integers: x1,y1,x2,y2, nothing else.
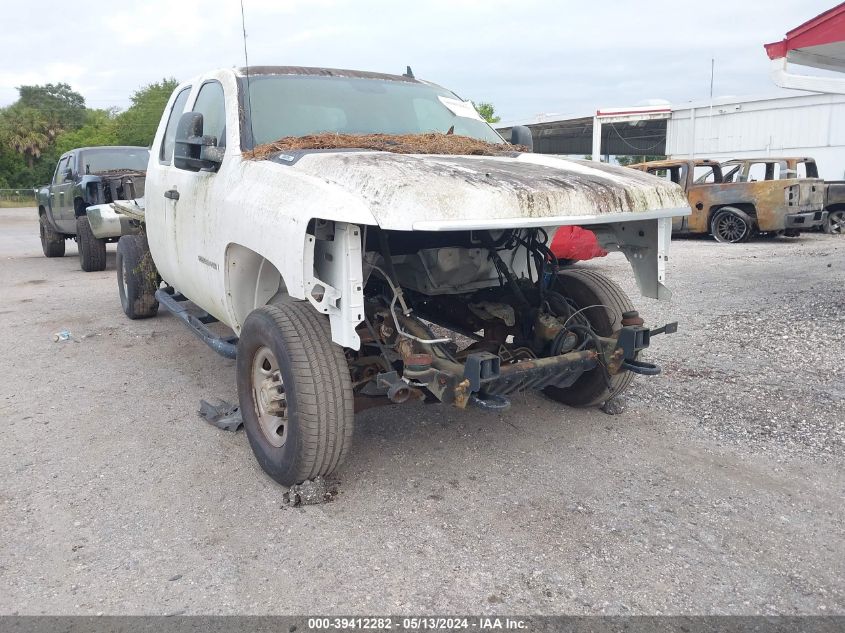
265,149,688,231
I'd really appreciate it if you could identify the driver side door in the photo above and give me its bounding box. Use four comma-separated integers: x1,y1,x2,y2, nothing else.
51,154,76,233
161,80,229,319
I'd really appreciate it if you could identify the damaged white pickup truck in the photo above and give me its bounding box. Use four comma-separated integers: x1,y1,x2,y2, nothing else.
115,66,689,486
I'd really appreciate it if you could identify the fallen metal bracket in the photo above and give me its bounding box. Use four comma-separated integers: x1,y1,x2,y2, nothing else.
198,399,243,432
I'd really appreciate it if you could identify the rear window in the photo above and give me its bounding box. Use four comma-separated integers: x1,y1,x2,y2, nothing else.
79,148,149,174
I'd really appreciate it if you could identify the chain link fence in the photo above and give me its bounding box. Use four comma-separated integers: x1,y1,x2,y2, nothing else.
0,188,37,208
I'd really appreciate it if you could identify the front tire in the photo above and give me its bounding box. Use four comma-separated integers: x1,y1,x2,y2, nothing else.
237,300,354,486
116,235,159,319
543,269,636,407
76,215,107,271
39,215,65,257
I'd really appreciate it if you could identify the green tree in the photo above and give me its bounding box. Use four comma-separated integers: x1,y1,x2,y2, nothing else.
0,105,55,169
54,108,119,155
615,155,665,167
113,78,178,147
475,102,501,124
18,83,86,130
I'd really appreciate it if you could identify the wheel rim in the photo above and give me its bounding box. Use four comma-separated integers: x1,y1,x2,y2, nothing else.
715,213,748,243
830,211,845,235
250,346,288,448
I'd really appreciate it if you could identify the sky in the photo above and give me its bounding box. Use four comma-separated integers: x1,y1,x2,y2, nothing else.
0,0,837,124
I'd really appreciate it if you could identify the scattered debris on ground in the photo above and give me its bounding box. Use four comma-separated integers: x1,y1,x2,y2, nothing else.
52,330,78,343
248,132,525,160
198,399,243,432
600,396,627,415
282,476,338,507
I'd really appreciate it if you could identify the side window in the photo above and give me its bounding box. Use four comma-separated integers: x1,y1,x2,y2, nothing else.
648,168,679,184
192,81,226,148
803,161,819,178
747,163,767,182
722,165,741,183
693,166,716,184
159,87,192,164
54,157,70,184
794,161,817,178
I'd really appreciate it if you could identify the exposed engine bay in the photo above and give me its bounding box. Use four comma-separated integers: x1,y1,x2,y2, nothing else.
316,223,678,411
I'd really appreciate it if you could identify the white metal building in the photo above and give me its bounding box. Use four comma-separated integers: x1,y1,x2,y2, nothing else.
497,5,845,179
666,92,845,180
497,92,845,180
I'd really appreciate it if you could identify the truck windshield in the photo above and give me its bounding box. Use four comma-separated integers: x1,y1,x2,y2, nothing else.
242,74,503,147
79,148,149,174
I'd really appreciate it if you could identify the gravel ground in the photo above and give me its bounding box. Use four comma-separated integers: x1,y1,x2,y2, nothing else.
1,207,843,615
597,235,845,458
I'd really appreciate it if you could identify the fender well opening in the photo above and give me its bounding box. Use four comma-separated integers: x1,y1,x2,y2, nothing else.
225,243,286,332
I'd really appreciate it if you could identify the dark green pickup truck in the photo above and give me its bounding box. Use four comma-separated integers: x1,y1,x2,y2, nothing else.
36,146,148,271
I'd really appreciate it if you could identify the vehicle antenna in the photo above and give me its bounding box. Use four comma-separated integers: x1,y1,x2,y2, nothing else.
240,0,256,154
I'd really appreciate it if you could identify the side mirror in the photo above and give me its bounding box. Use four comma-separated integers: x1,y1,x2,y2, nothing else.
64,168,73,180
510,125,533,152
174,112,224,171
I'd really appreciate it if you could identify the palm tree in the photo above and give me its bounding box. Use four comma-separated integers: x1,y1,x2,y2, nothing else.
1,106,53,169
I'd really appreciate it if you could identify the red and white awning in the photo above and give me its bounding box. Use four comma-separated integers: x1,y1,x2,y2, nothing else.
765,3,845,93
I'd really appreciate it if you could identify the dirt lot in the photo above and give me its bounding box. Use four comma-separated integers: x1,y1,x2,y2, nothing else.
1,207,843,615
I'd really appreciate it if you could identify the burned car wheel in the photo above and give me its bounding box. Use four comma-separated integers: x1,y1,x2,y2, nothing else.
39,214,65,258
824,209,845,235
76,215,107,272
236,300,354,487
542,269,636,407
710,207,752,243
116,235,159,319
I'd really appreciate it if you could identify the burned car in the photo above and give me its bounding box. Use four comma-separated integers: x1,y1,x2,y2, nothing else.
114,66,688,485
721,157,841,235
630,158,825,242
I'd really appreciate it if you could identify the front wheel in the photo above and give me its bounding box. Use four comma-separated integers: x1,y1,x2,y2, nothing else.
39,215,65,257
543,268,637,407
237,300,354,486
76,215,107,271
824,209,844,235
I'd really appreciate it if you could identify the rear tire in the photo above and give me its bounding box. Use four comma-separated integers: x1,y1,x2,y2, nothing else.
77,215,107,272
711,207,752,243
824,209,844,235
237,300,354,486
39,215,65,257
543,269,636,407
116,234,159,319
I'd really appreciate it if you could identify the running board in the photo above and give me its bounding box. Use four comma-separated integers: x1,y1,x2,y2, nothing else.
155,288,238,359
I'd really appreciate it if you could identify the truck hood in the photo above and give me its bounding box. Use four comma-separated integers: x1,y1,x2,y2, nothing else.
266,151,689,231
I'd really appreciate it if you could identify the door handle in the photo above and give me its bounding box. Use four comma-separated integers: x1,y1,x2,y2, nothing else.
164,189,180,201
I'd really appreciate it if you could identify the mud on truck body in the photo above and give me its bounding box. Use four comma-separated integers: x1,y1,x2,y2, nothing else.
36,146,148,271
115,66,689,486
630,158,825,243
